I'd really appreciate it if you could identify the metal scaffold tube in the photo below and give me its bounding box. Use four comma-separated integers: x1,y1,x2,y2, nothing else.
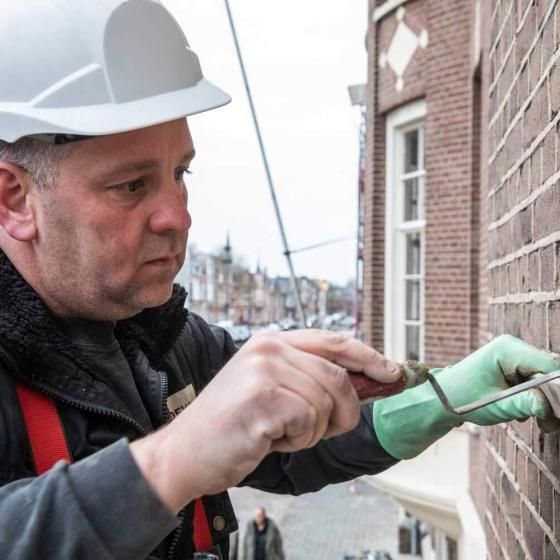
222,0,307,327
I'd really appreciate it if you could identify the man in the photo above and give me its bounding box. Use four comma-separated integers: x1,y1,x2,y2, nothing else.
0,1,558,559
242,507,284,560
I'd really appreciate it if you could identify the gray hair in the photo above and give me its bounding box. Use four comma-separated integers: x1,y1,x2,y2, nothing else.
0,138,69,189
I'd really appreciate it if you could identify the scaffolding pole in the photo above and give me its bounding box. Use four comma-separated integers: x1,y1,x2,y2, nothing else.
223,0,307,327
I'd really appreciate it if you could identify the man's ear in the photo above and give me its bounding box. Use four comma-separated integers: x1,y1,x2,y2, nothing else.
0,163,37,241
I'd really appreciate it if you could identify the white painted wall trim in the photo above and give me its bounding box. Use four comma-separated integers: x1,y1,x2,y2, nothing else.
373,0,410,22
457,494,487,559
384,99,426,361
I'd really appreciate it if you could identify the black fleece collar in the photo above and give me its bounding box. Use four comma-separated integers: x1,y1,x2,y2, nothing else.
0,249,188,411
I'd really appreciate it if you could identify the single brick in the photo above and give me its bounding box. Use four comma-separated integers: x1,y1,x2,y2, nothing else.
529,39,542,91
543,436,560,478
505,302,522,337
524,85,548,150
507,524,518,558
507,432,517,466
544,537,560,560
516,446,529,492
510,81,520,121
515,418,533,447
490,228,499,261
542,131,557,184
524,302,548,349
548,301,560,352
520,158,531,200
552,64,560,116
540,474,554,529
527,459,540,508
532,147,542,192
534,184,560,241
536,0,551,27
545,537,560,560
520,254,530,293
523,501,546,560
556,243,560,289
517,6,537,68
508,260,520,293
541,244,555,291
502,471,522,530
511,205,533,250
497,510,507,549
542,13,556,69
553,490,560,540
491,7,502,48
529,251,541,291
498,222,512,257
557,3,560,52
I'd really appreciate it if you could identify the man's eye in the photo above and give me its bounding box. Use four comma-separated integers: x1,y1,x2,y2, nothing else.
175,168,192,182
117,179,145,193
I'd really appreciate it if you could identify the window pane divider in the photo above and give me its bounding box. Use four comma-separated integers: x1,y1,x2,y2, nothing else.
400,170,426,181
398,219,426,232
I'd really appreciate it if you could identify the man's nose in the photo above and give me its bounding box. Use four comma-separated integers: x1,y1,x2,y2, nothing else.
149,180,191,234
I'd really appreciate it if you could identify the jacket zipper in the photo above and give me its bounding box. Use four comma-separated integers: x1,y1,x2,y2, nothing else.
167,508,187,560
160,367,188,560
159,321,197,560
160,370,171,425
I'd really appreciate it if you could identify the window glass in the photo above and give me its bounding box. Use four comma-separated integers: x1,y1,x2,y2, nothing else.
406,280,420,321
404,129,419,173
404,178,419,221
405,325,420,361
406,233,421,275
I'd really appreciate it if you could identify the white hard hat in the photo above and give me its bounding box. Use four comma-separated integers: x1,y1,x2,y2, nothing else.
0,0,231,143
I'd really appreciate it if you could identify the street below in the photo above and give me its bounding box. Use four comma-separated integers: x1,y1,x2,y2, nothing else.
230,479,416,559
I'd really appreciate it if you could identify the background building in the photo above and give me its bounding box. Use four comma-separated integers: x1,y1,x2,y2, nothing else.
184,239,354,335
362,0,560,558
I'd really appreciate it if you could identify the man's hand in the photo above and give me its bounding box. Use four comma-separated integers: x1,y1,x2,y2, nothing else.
130,330,400,513
373,334,560,460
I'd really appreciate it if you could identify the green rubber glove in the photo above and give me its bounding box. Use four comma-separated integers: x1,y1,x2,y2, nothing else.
373,335,559,460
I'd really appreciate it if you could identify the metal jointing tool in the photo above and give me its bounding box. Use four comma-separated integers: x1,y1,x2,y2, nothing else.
350,362,560,413
425,369,560,415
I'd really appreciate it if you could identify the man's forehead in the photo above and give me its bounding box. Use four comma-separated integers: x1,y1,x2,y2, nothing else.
62,120,194,175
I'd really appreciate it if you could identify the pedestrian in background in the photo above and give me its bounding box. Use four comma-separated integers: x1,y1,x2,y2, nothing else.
243,507,285,560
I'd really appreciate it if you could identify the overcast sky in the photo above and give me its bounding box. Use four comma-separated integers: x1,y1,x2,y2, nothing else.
163,0,368,286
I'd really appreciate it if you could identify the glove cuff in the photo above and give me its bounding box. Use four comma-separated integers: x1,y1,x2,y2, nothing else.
373,376,462,460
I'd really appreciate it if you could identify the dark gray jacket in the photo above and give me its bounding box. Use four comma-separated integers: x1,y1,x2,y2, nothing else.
242,518,284,560
0,249,398,559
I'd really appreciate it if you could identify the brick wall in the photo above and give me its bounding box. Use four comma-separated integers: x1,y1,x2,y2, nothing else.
362,0,385,349
485,0,560,558
363,0,477,367
423,0,475,365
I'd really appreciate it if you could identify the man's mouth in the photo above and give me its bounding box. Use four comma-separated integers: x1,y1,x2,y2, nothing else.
146,255,177,266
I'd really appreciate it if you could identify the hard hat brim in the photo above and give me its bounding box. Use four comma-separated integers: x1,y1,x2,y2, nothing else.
0,78,231,143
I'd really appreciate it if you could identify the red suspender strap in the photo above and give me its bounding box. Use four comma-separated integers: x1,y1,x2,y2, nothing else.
15,381,213,551
15,382,72,474
193,497,213,551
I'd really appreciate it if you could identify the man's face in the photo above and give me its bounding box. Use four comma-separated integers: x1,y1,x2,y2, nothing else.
255,508,266,525
32,119,193,320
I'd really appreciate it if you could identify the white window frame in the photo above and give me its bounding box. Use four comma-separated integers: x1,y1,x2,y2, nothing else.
384,99,426,362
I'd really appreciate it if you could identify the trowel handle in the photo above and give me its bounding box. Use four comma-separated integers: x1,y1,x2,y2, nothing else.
349,360,430,405
348,372,408,404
